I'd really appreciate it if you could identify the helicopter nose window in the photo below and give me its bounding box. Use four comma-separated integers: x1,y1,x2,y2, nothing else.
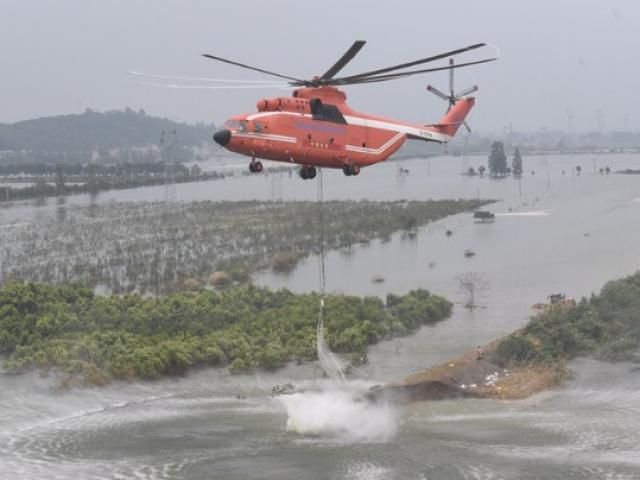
223,120,241,130
238,120,248,132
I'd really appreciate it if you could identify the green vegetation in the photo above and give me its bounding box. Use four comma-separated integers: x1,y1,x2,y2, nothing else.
0,199,491,294
495,271,640,366
0,282,452,386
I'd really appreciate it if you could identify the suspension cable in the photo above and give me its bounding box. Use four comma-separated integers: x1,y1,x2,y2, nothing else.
316,168,326,295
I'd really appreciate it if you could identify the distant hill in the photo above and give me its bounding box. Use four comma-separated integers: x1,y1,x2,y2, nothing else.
0,108,215,153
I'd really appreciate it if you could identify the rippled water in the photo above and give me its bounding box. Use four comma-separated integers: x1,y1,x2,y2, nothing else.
1,153,640,479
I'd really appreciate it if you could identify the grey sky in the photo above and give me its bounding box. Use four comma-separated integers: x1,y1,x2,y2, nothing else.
1,0,638,133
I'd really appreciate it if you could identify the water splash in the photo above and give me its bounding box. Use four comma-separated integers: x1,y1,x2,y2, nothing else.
280,383,397,443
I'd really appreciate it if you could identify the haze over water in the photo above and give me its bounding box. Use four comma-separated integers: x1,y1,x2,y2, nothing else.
1,153,640,479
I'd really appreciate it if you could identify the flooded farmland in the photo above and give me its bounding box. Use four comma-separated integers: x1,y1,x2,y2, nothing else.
1,153,640,479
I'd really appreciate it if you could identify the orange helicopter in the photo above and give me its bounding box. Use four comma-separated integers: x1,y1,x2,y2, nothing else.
203,41,496,179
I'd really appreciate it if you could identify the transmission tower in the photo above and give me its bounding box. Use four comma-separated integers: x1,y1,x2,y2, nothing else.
160,130,177,203
270,171,284,202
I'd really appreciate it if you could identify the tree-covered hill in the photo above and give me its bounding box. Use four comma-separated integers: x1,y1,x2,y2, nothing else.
0,108,214,153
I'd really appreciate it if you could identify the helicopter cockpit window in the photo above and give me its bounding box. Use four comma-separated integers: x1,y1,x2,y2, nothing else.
224,120,241,130
310,99,347,124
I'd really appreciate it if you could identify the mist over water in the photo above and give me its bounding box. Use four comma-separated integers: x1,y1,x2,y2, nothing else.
281,381,398,443
1,153,640,478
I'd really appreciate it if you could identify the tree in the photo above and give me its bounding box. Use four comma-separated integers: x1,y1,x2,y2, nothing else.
576,165,582,176
512,147,523,177
488,141,508,177
467,166,477,176
478,165,486,177
457,272,490,310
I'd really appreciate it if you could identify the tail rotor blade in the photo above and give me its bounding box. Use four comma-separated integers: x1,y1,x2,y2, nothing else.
449,58,455,97
426,85,450,102
457,85,479,98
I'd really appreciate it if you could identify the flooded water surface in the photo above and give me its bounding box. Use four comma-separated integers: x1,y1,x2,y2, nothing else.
1,153,640,479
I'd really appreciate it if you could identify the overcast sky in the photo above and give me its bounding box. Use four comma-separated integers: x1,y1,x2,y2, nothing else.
1,0,638,133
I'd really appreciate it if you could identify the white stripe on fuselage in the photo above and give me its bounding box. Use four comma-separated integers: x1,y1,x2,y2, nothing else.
233,132,297,143
245,111,452,145
346,132,405,154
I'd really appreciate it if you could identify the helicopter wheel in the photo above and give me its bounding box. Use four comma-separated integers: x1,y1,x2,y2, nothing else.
306,166,317,179
343,164,360,176
299,166,316,180
249,160,263,173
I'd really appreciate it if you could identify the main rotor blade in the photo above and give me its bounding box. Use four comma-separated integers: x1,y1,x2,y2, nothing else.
331,43,487,84
128,71,286,84
334,57,497,85
201,53,306,84
138,82,292,90
320,40,366,81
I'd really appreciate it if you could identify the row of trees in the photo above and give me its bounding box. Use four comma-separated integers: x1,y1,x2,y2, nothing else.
0,282,453,386
487,141,523,177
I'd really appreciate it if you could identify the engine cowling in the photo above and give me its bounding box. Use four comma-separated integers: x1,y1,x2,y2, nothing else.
256,98,283,112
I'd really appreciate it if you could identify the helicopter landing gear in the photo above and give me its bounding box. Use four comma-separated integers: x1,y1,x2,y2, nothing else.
249,159,263,173
299,165,317,180
342,164,361,176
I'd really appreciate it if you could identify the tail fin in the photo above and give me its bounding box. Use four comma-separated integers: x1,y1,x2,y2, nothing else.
430,97,475,137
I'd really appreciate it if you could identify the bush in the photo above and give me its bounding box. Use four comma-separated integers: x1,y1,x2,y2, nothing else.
494,335,538,365
271,253,299,273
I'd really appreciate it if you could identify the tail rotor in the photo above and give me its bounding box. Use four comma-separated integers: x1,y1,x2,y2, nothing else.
427,58,478,132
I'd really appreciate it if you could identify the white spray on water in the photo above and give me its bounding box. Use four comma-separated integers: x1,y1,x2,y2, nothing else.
280,381,398,443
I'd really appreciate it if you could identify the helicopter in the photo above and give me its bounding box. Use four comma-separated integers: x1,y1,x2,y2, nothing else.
204,41,497,179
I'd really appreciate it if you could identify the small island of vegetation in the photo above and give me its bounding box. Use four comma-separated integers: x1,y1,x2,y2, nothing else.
377,271,640,402
0,282,452,387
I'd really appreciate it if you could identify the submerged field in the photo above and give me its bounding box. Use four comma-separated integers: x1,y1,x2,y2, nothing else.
0,198,490,294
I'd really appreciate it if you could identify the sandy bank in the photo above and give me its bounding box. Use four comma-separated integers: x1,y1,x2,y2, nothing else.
370,337,568,403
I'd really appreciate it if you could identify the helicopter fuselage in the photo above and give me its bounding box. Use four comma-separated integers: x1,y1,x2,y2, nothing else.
213,86,474,176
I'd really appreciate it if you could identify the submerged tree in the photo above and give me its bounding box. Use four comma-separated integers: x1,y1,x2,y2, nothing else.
488,141,508,177
457,272,490,310
512,146,523,177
